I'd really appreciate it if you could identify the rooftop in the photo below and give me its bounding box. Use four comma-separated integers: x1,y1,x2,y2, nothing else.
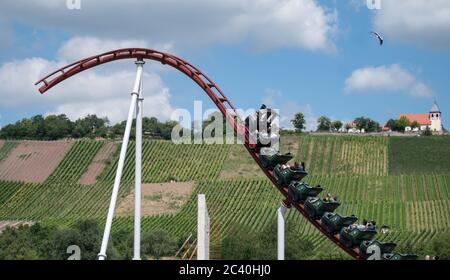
399,114,431,125
431,100,441,112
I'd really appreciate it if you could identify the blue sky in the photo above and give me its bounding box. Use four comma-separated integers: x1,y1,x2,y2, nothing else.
0,0,448,131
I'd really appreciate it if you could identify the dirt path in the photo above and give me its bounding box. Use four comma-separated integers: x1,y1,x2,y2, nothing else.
116,182,195,216
78,142,116,185
0,141,73,183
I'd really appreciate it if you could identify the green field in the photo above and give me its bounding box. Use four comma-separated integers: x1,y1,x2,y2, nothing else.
0,135,449,259
389,136,450,175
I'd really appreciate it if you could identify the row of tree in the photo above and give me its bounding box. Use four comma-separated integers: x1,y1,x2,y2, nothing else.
290,113,381,133
222,221,450,260
0,220,179,260
386,116,420,132
0,114,178,140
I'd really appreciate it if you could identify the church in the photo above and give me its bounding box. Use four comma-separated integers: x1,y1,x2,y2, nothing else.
400,101,443,132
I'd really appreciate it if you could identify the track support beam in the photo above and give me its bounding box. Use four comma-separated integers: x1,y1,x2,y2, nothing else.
277,201,289,260
98,59,144,260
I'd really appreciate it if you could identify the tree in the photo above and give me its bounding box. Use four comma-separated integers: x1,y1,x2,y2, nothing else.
44,114,73,140
386,119,397,131
367,119,381,132
344,123,352,132
354,116,381,133
354,117,368,131
291,113,306,132
0,225,40,260
332,120,343,132
422,126,433,136
222,225,260,260
52,219,105,260
317,116,331,132
141,230,177,260
222,222,314,260
395,116,410,132
431,233,450,260
72,115,108,138
111,229,133,260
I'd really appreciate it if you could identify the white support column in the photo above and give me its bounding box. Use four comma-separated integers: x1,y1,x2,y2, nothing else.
197,194,210,260
98,60,144,260
277,203,288,260
133,60,145,260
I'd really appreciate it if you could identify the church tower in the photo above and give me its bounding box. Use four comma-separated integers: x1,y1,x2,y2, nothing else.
429,100,442,132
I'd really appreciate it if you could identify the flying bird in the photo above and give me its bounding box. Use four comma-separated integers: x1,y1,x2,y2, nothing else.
370,31,384,46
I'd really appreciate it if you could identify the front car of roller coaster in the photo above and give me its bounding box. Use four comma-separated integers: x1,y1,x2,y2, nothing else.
36,48,416,261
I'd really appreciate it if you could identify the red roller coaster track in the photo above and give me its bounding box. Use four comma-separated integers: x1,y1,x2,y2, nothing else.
36,48,364,260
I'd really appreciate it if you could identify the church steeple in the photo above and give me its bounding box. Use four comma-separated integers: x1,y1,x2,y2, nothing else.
430,99,441,113
429,100,442,132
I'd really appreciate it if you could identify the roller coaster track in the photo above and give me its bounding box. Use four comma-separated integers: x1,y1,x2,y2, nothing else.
36,48,364,260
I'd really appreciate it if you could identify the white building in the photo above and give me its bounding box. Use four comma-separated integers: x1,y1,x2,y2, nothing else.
401,101,443,132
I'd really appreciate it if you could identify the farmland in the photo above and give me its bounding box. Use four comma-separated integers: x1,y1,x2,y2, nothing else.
0,141,72,183
389,136,450,175
0,134,449,259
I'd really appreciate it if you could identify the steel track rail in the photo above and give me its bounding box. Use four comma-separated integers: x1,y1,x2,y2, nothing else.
36,48,365,260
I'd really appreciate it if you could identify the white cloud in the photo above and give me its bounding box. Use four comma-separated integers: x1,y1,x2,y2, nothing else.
0,0,338,52
0,37,175,124
345,64,433,97
373,0,450,49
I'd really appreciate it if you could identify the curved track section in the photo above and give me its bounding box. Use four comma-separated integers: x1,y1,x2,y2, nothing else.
36,48,364,260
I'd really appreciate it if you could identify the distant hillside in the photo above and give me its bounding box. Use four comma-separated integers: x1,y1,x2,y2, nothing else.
0,135,449,259
389,136,450,175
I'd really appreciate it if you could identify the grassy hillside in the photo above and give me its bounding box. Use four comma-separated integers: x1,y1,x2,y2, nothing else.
389,136,450,175
98,140,230,183
296,135,388,176
0,135,449,259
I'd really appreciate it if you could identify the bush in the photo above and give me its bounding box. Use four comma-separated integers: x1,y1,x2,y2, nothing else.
141,229,177,260
431,233,450,260
0,220,121,260
222,222,315,260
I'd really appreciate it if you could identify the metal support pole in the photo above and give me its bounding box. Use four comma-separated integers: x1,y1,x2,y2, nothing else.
277,202,288,260
133,60,145,260
98,60,144,260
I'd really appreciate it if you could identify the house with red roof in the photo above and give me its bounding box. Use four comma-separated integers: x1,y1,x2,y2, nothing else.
400,101,443,132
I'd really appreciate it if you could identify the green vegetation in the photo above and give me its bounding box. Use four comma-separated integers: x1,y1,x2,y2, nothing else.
0,114,178,140
0,220,178,260
223,222,314,260
317,116,332,132
353,116,381,133
142,229,177,260
0,134,449,259
387,116,420,132
296,135,388,175
0,220,107,260
389,136,450,175
99,140,230,183
291,113,306,132
46,140,104,183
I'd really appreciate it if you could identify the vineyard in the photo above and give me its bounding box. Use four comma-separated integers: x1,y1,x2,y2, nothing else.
0,141,72,183
45,140,104,183
0,135,449,259
295,135,388,176
389,136,450,175
98,140,230,183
